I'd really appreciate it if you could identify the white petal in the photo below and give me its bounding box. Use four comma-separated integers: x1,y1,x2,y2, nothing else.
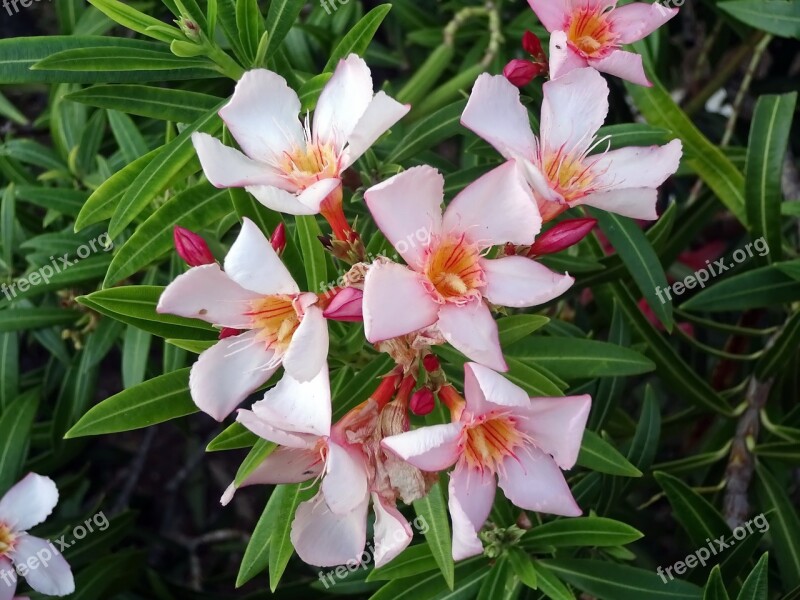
589,50,651,87
548,30,588,80
461,73,538,161
448,462,496,561
224,218,300,295
372,494,413,568
0,474,58,532
481,256,574,308
322,442,369,514
236,409,321,448
527,0,570,31
191,133,286,189
381,423,464,472
517,395,591,469
463,362,529,416
437,300,507,372
577,187,659,220
219,69,304,163
364,166,443,270
247,177,341,216
443,161,541,247
609,3,679,44
0,557,14,600
314,54,374,149
282,306,329,382
10,535,74,597
252,367,332,437
497,447,582,516
588,140,683,190
344,91,410,168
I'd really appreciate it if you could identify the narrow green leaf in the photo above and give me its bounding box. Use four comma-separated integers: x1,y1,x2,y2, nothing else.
735,553,769,600
755,311,800,379
87,0,183,43
367,544,437,582
263,0,306,61
703,566,730,600
682,265,800,312
654,472,730,548
386,100,466,164
206,422,258,452
413,481,455,589
295,216,328,293
324,5,392,72
236,493,273,587
0,389,39,495
522,517,643,549
577,431,642,477
268,483,313,592
719,1,800,38
754,464,800,588
0,308,80,332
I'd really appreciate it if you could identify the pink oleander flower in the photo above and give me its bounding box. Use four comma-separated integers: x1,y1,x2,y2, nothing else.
462,68,683,222
0,474,74,598
382,363,591,560
157,218,329,421
191,54,409,227
528,0,678,86
362,162,574,371
503,31,549,87
322,287,364,322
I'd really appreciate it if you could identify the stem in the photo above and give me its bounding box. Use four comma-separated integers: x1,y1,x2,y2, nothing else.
207,44,245,80
443,3,503,67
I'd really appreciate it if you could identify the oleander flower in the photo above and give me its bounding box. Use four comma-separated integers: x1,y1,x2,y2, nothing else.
0,474,74,598
362,162,574,371
462,68,682,222
157,218,329,421
382,363,591,559
528,0,678,86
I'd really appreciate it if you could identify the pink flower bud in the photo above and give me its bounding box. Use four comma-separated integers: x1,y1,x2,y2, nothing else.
270,222,286,255
410,387,435,416
173,226,215,266
219,327,243,340
322,287,364,322
422,354,440,372
529,218,597,257
503,59,544,88
522,31,546,62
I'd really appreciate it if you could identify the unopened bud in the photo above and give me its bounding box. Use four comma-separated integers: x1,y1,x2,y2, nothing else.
178,17,201,42
410,387,435,416
219,327,243,340
322,287,363,322
522,31,546,62
270,222,286,255
529,218,597,257
174,226,215,266
503,59,544,87
422,354,440,372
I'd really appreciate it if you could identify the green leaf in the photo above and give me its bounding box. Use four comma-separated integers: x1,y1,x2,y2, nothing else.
234,439,277,487
268,483,314,592
413,481,455,589
332,353,394,419
16,186,85,217
0,389,39,495
532,561,574,600
497,315,550,346
236,492,273,587
735,553,769,600
298,73,333,112
295,216,328,293
703,566,730,600
477,556,515,600
0,308,80,332
324,4,392,72
87,0,183,43
777,259,800,281
755,311,800,379
752,441,800,462
506,547,537,590
577,431,642,477
236,0,264,63
369,559,487,600
0,333,18,410
626,385,661,473
122,324,152,389
745,93,797,262
522,517,643,549
65,368,197,437
107,110,148,164
368,543,437,581
33,46,214,74
263,0,306,62
682,265,800,311
754,464,800,588
654,472,730,548
206,422,258,452
386,100,466,164
720,0,800,38
67,85,221,123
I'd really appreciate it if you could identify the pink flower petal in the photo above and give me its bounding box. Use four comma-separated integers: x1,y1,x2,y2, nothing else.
219,69,304,163
381,423,464,472
588,140,683,190
443,161,541,247
548,30,589,80
609,3,679,44
322,442,369,515
189,331,279,421
365,166,443,269
481,256,574,308
577,187,659,220
526,0,570,31
372,494,413,568
363,261,440,343
322,288,364,322
291,491,369,567
448,462,496,560
236,409,321,448
156,263,260,329
437,300,507,372
283,305,329,382
344,91,410,169
191,133,286,189
517,395,592,469
247,177,341,216
0,557,14,600
463,362,530,416
589,50,651,87
223,218,300,296
9,535,74,597
252,367,331,437
541,67,608,156
314,54,374,150
461,74,538,161
497,448,582,516
0,474,58,532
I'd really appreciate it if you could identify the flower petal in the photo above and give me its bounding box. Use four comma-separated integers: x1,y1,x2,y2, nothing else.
609,3,679,44
247,177,341,216
548,30,589,80
517,395,591,469
291,491,369,568
526,0,570,31
589,50,651,87
463,362,530,416
191,133,286,189
9,535,74,597
497,447,582,516
461,74,538,161
577,187,659,220
283,305,329,382
314,54,374,150
189,331,279,421
219,69,304,163
588,140,683,190
0,474,58,531
322,442,369,514
252,367,332,437
381,422,463,472
437,300,507,372
224,218,300,296
448,462,496,560
0,557,14,600
344,91,410,169
443,161,541,247
481,256,574,308
236,409,320,448
372,494,413,568
363,261,440,343
365,166,443,269
156,263,260,329
541,67,608,156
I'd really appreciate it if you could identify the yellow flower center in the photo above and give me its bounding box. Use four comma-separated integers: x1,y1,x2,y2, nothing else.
246,295,301,353
541,150,596,204
567,8,617,57
0,523,15,556
280,142,340,190
462,413,528,474
424,235,485,301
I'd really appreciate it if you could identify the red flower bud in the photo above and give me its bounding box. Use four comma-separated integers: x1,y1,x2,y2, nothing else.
529,218,597,257
503,59,545,88
173,226,215,267
410,387,435,416
322,287,364,322
522,31,546,61
422,354,440,372
270,222,287,255
219,327,243,340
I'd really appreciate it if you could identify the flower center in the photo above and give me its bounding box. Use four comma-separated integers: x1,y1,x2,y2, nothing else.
424,235,485,301
246,295,300,353
541,150,596,204
280,142,340,190
567,8,617,57
0,523,15,556
462,413,528,474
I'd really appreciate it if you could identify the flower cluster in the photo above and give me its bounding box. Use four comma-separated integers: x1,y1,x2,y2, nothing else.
159,7,681,568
